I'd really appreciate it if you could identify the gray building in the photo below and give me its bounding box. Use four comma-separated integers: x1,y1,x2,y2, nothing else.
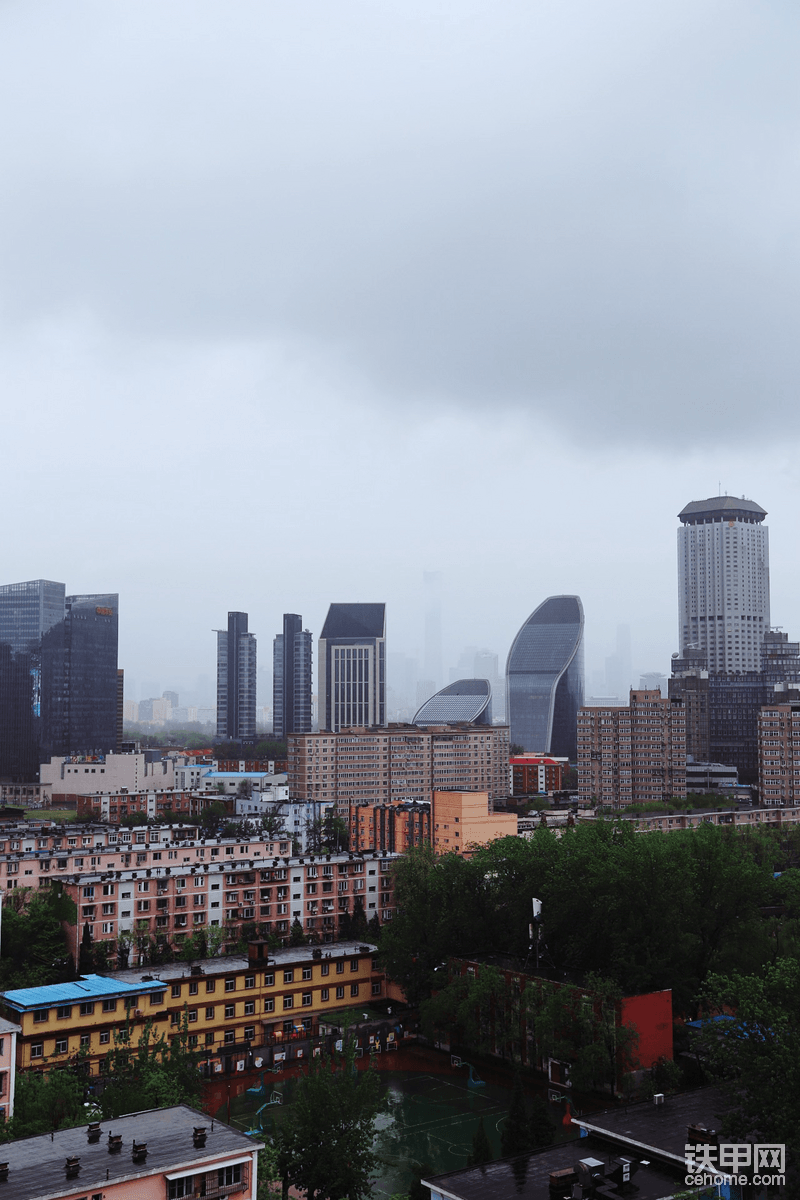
318,603,386,732
215,611,257,742
272,613,313,739
506,595,584,759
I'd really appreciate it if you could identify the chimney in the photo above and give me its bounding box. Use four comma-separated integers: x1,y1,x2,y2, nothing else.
65,1156,81,1179
132,1142,147,1164
193,1127,207,1148
108,1134,122,1154
0,1162,9,1182
87,1122,102,1143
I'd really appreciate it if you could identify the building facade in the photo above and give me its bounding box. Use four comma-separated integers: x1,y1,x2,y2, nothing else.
349,800,431,852
318,603,386,733
431,790,517,855
0,580,119,779
272,614,313,740
758,701,800,806
506,595,584,759
678,495,769,673
216,612,257,742
509,754,568,795
288,724,510,816
577,690,686,806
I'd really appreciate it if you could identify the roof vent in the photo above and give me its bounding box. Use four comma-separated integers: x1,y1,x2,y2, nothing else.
87,1122,102,1143
65,1156,81,1178
132,1142,147,1163
108,1133,122,1154
0,1162,9,1182
193,1127,207,1148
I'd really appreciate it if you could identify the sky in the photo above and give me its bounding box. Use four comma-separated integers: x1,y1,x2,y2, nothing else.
2,0,800,706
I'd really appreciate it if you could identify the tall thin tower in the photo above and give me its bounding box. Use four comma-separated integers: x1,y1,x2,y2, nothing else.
215,612,257,742
677,496,769,673
273,614,312,739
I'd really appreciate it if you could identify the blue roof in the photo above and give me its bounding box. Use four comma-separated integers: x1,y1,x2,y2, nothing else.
1,973,155,1010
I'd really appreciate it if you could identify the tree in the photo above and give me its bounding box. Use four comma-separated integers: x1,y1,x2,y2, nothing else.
0,1062,87,1140
100,1014,201,1118
467,1118,493,1166
501,1074,532,1157
529,1095,555,1149
0,885,77,990
277,1036,386,1200
261,808,287,840
407,1163,435,1200
289,918,307,946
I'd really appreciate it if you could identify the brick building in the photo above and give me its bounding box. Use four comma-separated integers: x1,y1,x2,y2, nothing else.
76,790,224,823
349,800,431,852
509,754,568,795
577,690,686,806
432,790,517,856
758,701,800,805
288,723,510,817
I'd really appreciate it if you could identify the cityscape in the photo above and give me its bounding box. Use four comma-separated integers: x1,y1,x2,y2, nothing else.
2,3,799,1199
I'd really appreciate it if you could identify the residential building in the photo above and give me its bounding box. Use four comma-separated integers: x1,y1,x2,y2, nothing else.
582,804,800,834
288,724,510,817
677,495,769,673
0,942,382,1079
506,595,584,759
668,647,710,762
215,612,257,742
431,790,517,855
509,753,568,795
0,1103,262,1200
577,690,686,806
758,701,800,805
75,788,221,823
318,603,386,732
0,1016,20,1120
412,679,492,726
272,614,313,739
0,580,119,779
349,800,431,853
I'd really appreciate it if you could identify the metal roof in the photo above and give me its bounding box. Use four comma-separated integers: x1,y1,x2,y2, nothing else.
0,973,155,1011
320,602,385,640
678,495,766,522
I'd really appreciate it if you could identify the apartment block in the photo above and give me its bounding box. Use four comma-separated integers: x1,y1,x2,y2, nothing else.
288,723,510,816
76,789,221,823
0,941,380,1079
349,801,431,853
758,701,800,805
0,1104,261,1200
431,790,517,856
509,754,568,795
577,690,686,806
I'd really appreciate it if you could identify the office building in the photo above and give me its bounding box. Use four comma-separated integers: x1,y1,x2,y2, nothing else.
272,614,312,739
318,603,386,732
215,612,257,742
0,580,119,779
288,723,510,816
678,495,769,672
577,690,686,806
506,595,584,759
412,678,492,726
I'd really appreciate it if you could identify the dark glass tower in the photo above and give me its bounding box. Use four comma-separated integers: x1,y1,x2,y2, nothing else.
272,614,312,739
216,612,257,742
0,580,119,779
506,595,584,759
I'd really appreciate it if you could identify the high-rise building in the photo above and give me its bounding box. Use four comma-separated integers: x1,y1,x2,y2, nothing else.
413,679,492,726
272,614,312,740
215,612,257,742
318,603,386,733
577,690,687,806
506,595,584,759
0,580,119,779
678,496,769,673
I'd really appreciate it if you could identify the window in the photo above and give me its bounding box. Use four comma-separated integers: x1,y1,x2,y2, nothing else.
350,984,359,997
206,980,216,993
244,975,255,989
80,1033,90,1048
225,1004,235,1019
302,967,312,981
336,961,344,974
264,973,274,986
171,984,182,999
100,1031,110,1044
224,1030,235,1045
283,970,294,984
335,986,344,1000
168,1175,195,1199
225,979,236,992
150,992,164,1006
206,1007,215,1020
79,1002,95,1016
188,1009,198,1023
189,981,199,995
283,996,293,1010
55,1038,68,1055
33,1009,48,1024
205,1031,214,1046
244,1001,255,1016
321,988,329,1002
320,963,329,977
31,1043,43,1059
102,999,117,1013
302,993,312,1007
218,1165,242,1188
264,998,275,1012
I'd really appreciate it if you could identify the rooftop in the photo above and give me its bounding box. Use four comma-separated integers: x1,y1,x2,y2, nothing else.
678,495,767,523
320,602,386,640
111,941,378,985
573,1087,728,1164
0,1104,261,1200
1,973,154,1011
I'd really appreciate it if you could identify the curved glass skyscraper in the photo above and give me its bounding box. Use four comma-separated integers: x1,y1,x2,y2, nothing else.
506,595,584,758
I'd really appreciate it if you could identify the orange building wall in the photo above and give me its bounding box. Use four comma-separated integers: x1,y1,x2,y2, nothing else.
620,989,673,1069
432,791,517,855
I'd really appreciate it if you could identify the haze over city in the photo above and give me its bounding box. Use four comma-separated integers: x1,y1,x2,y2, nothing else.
3,1,800,703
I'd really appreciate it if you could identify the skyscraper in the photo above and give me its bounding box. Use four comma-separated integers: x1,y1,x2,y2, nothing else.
318,603,386,732
678,496,769,673
0,580,119,779
273,614,312,739
506,595,584,759
215,612,257,742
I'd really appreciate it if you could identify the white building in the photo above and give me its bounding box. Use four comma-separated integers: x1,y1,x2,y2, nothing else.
41,752,177,801
678,495,770,673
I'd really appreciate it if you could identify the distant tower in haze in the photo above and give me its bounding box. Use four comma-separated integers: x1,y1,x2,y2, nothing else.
678,496,769,673
423,571,442,692
273,614,312,739
318,603,386,732
215,612,257,742
506,595,584,758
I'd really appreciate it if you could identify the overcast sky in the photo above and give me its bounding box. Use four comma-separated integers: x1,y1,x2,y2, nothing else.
2,0,799,705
